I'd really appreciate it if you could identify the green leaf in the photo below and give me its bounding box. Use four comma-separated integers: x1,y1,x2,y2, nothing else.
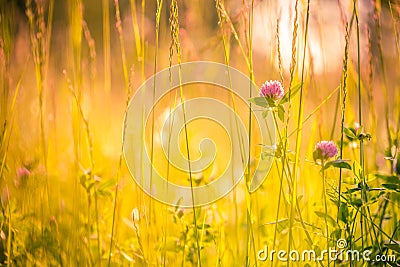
265,97,276,107
349,198,362,207
98,178,116,192
197,224,211,229
249,97,269,108
280,83,303,104
277,104,285,122
322,160,352,171
174,198,183,212
330,228,341,241
374,174,399,184
338,203,348,223
344,127,357,140
353,161,363,180
382,184,400,192
314,211,338,227
343,188,361,194
260,218,289,233
385,243,400,253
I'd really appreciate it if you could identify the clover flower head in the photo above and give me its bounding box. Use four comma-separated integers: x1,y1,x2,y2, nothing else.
260,80,284,101
314,141,338,160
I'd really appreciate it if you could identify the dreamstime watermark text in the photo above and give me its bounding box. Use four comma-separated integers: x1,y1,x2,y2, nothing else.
257,239,397,263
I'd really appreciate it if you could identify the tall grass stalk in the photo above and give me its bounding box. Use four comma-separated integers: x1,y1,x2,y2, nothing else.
352,1,379,261
389,0,400,59
289,0,315,264
276,19,284,85
270,111,292,267
214,1,250,70
44,0,54,79
65,71,101,264
0,0,17,170
82,20,97,90
26,0,53,261
321,166,330,261
286,0,299,261
103,0,111,93
366,27,377,167
109,2,134,263
387,0,400,245
0,61,26,266
114,0,129,91
244,1,258,266
364,0,381,251
0,0,13,123
270,20,285,264
148,0,163,246
374,0,392,170
337,23,349,228
352,1,366,259
168,0,202,265
129,0,144,80
26,0,49,170
68,0,86,262
140,0,146,80
169,0,201,266
150,0,162,265
292,0,311,251
107,66,135,266
215,0,246,260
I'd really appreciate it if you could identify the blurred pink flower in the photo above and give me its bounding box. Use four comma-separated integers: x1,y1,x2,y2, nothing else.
17,166,30,178
260,80,284,101
314,141,338,160
15,166,30,188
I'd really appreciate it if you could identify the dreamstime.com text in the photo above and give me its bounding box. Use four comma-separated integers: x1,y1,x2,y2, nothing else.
257,239,397,263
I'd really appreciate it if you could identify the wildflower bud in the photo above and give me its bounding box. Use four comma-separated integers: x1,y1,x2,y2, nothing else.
176,208,184,219
354,122,360,132
131,208,140,223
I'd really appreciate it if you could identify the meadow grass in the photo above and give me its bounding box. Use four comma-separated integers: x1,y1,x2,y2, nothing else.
0,0,399,266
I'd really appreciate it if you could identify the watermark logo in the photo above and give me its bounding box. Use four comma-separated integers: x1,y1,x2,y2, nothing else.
257,239,397,263
123,62,275,207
